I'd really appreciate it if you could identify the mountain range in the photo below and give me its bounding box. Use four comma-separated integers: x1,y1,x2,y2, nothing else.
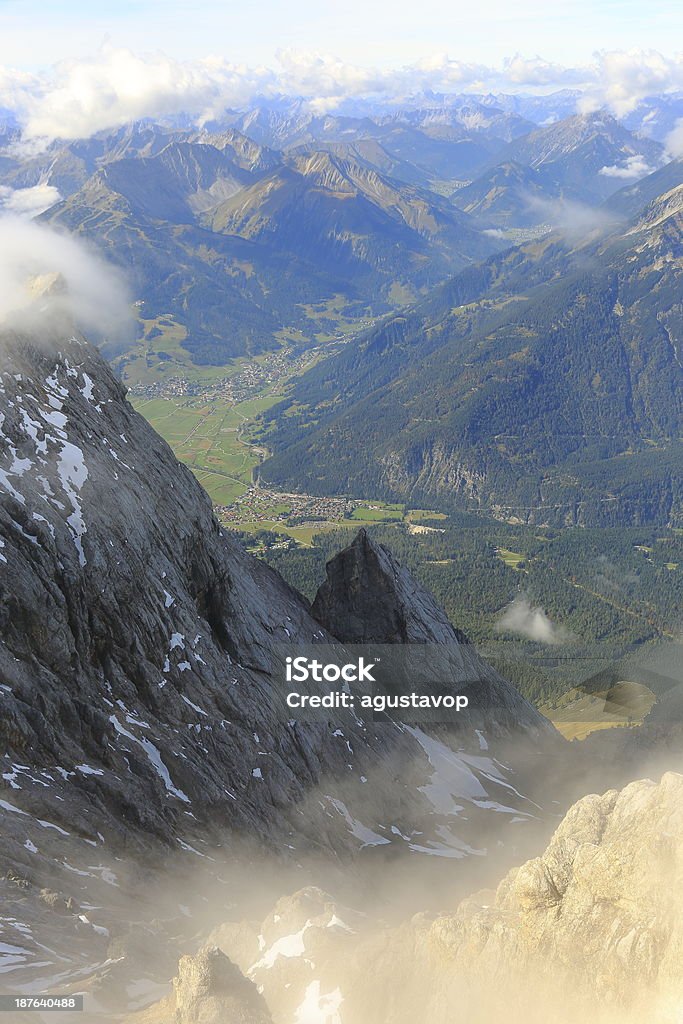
3,302,679,1014
0,101,671,367
38,135,501,361
453,111,665,226
258,162,683,527
0,88,682,1016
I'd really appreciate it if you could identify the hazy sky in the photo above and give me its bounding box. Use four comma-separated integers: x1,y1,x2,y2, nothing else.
1,0,681,69
1,0,681,143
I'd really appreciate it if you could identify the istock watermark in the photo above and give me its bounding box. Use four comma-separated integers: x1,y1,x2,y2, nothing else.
268,639,683,727
272,644,475,723
285,655,378,684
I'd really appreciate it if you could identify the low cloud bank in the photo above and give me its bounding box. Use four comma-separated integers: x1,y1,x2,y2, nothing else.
495,597,572,644
0,216,131,342
599,154,657,179
665,117,683,158
523,194,620,240
0,183,62,217
0,45,682,145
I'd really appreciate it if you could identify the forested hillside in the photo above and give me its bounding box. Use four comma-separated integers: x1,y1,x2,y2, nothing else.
258,172,683,527
259,516,683,702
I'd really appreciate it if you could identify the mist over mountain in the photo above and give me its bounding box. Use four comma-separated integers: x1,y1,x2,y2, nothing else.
0,318,567,990
0,39,682,1017
150,772,683,1024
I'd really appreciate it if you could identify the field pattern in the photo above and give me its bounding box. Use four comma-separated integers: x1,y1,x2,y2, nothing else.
132,394,279,506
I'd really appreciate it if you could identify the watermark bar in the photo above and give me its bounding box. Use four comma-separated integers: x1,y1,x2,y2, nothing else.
0,996,83,1012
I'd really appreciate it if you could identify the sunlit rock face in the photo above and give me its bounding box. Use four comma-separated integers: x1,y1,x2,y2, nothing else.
162,773,683,1024
422,772,683,1013
125,947,273,1024
172,947,273,1024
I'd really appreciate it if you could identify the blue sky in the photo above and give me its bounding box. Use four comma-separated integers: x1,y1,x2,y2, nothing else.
2,0,681,69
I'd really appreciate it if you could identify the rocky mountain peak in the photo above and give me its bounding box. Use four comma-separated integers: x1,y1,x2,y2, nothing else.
125,945,273,1024
170,947,272,1024
311,528,557,741
312,527,468,645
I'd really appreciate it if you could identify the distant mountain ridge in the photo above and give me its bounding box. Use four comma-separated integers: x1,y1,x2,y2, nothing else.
259,166,683,527
41,137,500,361
453,112,665,225
1,105,675,363
209,148,494,284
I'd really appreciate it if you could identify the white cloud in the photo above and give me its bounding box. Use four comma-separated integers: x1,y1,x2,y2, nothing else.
665,117,683,159
14,47,274,143
523,195,620,240
0,45,682,145
578,49,683,117
598,154,657,179
0,184,62,217
495,597,572,645
502,54,584,87
0,65,40,114
0,216,132,341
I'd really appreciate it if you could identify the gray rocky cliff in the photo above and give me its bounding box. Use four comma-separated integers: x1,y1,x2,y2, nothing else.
311,528,555,737
0,325,562,994
311,527,469,645
0,327,406,854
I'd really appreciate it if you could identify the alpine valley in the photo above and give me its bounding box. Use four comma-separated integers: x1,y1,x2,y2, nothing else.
0,78,682,1024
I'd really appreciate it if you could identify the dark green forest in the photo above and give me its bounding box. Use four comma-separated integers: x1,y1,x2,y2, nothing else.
244,516,683,704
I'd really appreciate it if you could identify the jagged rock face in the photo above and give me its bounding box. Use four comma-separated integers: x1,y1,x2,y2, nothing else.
0,327,409,855
412,771,683,1021
203,887,357,1024
312,528,467,645
127,947,272,1024
172,948,272,1024
189,773,683,1024
311,528,554,737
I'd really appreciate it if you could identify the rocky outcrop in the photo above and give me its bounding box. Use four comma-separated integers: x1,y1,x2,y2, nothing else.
422,771,683,1011
128,947,272,1024
172,948,272,1024
312,528,467,644
311,528,554,737
203,887,359,1024
186,772,683,1024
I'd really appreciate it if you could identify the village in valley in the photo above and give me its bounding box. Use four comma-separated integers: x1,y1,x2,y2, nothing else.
216,484,359,528
127,345,316,403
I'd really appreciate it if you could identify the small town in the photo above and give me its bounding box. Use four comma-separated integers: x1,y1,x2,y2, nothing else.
216,483,361,526
128,344,323,402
